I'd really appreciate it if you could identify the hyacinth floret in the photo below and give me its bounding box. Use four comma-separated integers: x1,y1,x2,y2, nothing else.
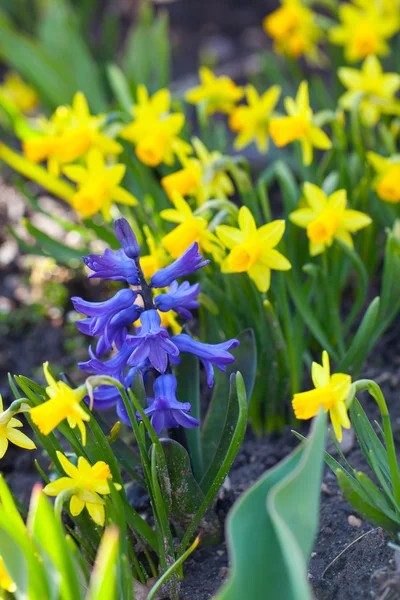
75,217,239,433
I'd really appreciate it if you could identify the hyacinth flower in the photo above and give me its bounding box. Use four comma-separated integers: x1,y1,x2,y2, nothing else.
292,351,351,442
0,395,36,459
368,152,400,203
43,451,121,526
185,67,243,115
269,81,332,166
30,363,88,444
141,374,200,434
289,182,372,256
75,217,239,433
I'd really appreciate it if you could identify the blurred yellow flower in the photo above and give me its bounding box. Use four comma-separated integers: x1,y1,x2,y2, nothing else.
289,182,372,256
216,206,291,292
120,85,191,167
229,84,281,153
0,72,38,114
23,92,122,176
263,0,323,63
140,226,170,280
161,192,223,260
161,137,234,206
30,362,88,445
63,148,137,220
43,451,121,526
0,556,16,593
185,67,243,115
269,81,331,165
368,152,400,203
338,56,400,127
0,396,35,459
330,0,399,62
293,351,351,442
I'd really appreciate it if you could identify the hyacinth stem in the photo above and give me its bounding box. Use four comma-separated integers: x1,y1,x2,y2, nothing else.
354,379,400,509
134,256,154,309
0,142,75,203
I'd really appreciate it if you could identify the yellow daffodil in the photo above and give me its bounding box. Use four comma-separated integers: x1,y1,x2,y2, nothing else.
0,556,16,593
330,0,399,63
368,152,400,203
293,351,351,442
289,182,372,256
161,192,223,261
269,81,332,166
338,56,400,127
229,84,281,153
216,206,291,292
120,85,191,167
63,148,137,220
263,0,323,63
0,396,35,459
23,92,122,176
0,72,38,114
161,137,234,206
185,67,243,115
30,362,89,445
43,451,121,526
140,226,171,280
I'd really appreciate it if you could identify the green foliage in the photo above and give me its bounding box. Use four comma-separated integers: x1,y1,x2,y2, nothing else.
216,411,327,599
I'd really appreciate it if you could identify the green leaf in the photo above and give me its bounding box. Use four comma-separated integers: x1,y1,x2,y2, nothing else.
201,329,256,471
338,297,380,374
22,219,86,266
160,439,221,544
175,353,203,481
107,64,134,114
216,411,326,600
87,527,120,600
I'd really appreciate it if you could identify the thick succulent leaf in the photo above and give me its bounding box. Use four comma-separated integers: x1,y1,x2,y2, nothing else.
216,411,326,600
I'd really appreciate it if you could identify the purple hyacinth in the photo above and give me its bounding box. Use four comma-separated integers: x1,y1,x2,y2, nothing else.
172,334,239,387
79,343,133,382
83,248,139,285
154,281,200,320
114,217,140,259
139,374,199,434
125,310,179,372
72,289,142,355
151,242,209,288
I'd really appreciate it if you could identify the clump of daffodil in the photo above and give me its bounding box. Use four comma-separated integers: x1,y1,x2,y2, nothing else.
63,148,137,220
161,192,224,261
43,451,121,526
0,72,39,114
23,92,122,176
161,137,234,206
140,226,171,280
289,182,372,256
30,363,89,445
368,152,400,203
293,351,351,442
0,556,16,594
269,81,332,166
185,67,243,115
263,0,323,63
338,56,400,127
0,396,35,459
216,206,291,293
229,84,281,153
120,85,191,167
330,0,400,63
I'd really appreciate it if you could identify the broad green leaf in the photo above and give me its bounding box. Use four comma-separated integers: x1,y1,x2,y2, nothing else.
216,411,326,600
87,527,119,600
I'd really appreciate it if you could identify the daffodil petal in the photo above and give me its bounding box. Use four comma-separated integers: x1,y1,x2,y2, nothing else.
6,428,36,450
86,501,105,526
43,477,74,496
70,495,85,517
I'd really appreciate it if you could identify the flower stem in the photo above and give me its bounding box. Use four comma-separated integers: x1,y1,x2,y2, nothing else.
354,379,400,508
